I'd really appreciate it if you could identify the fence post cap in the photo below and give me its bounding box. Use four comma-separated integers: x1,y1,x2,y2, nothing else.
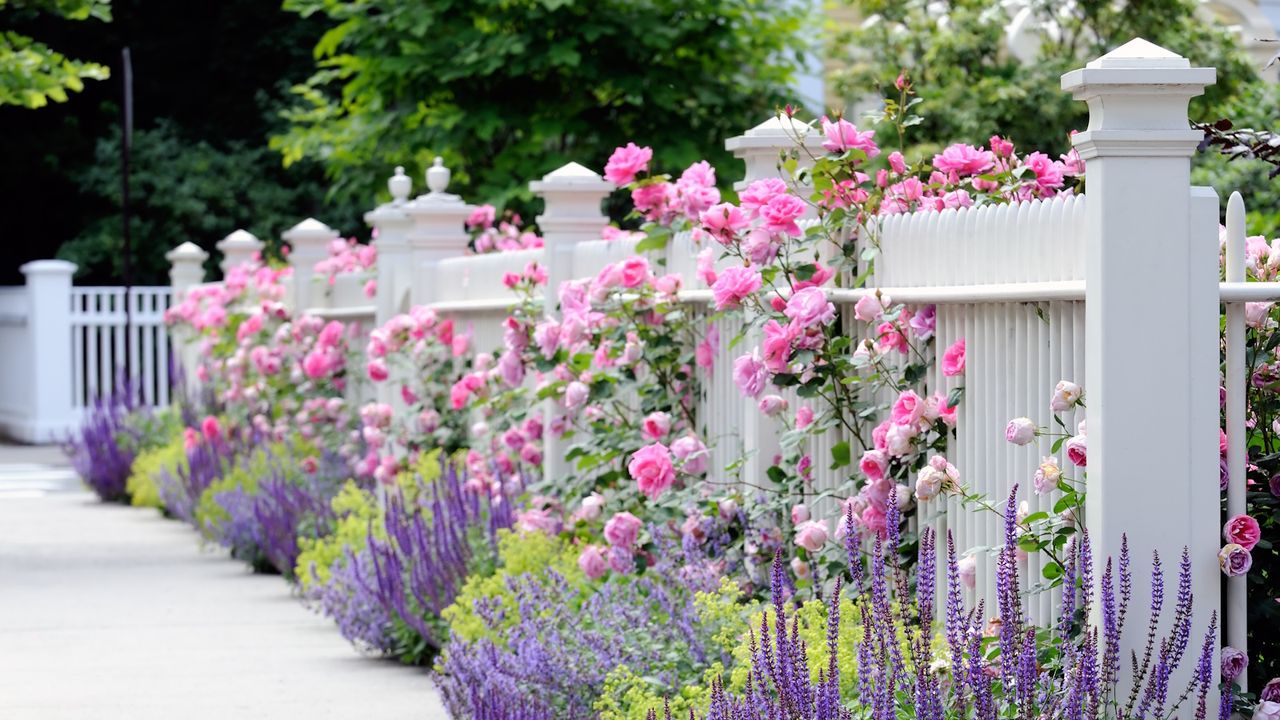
406,158,472,211
165,242,209,263
367,166,417,226
282,217,339,242
725,114,819,153
389,165,412,203
216,229,263,250
529,162,613,193
20,259,77,276
1061,37,1215,94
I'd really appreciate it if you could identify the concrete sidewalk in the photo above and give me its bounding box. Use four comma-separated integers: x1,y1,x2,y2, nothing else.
0,449,449,719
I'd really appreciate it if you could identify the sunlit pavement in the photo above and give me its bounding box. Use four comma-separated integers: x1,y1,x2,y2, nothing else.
0,445,448,720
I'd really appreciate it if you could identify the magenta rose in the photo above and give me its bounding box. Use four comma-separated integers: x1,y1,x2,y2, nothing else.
1065,434,1087,467
603,511,643,549
1224,514,1262,551
628,443,676,499
1219,543,1253,577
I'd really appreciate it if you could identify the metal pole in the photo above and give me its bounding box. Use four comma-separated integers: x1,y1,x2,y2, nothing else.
121,47,134,399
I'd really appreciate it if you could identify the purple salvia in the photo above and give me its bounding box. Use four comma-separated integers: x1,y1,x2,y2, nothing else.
1016,627,1037,718
1118,534,1132,636
845,504,863,592
1079,528,1094,620
967,604,995,720
1058,535,1079,641
944,531,968,715
917,526,936,630
996,486,1024,691
1100,557,1121,691
1125,550,1164,716
1193,611,1218,720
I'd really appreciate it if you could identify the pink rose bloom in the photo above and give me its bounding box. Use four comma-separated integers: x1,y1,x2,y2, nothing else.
563,380,590,409
796,405,814,429
933,143,994,176
759,194,807,237
711,266,762,310
794,520,829,552
517,508,561,535
670,435,709,475
891,390,926,427
860,506,887,535
183,427,199,452
619,256,651,289
1261,679,1280,703
820,117,879,158
738,178,787,217
790,503,810,525
366,358,389,382
1005,417,1037,446
958,555,977,589
578,545,608,580
628,443,676,499
700,202,750,244
519,443,543,466
791,557,811,579
653,274,682,295
604,511,643,548
853,293,891,322
859,449,887,481
1219,543,1253,576
887,151,907,174
1034,456,1061,495
1224,514,1262,550
632,182,673,218
498,350,525,387
784,287,836,328
876,321,909,355
200,415,222,441
761,320,795,373
1050,380,1084,412
1222,646,1248,682
1065,434,1087,467
642,411,672,441
1255,702,1280,720
1022,151,1065,192
695,247,718,286
732,352,769,398
941,337,966,377
604,142,653,185
577,493,605,522
758,394,788,417
466,204,496,231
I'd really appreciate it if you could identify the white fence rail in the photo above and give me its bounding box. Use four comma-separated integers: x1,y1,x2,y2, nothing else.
70,287,173,412
163,38,1236,700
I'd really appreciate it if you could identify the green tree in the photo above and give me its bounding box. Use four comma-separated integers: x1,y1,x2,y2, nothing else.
273,0,811,214
0,0,110,108
830,0,1258,158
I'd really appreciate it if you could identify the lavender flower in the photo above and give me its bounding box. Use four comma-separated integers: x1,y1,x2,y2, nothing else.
65,385,140,502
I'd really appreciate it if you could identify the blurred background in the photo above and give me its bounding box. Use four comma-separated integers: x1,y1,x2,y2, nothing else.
2,0,1279,286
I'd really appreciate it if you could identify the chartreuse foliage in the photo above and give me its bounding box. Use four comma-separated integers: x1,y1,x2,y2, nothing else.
274,0,808,213
0,0,111,108
295,480,380,590
126,431,185,510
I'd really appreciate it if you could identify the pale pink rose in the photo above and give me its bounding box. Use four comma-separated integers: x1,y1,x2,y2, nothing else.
915,465,945,502
718,498,739,519
670,435,709,475
604,511,643,548
891,390,926,427
820,117,879,158
1219,543,1253,576
853,293,890,322
859,449,887,481
784,287,836,328
642,411,672,441
1005,417,1037,446
758,394,789,417
498,350,524,387
791,504,810,524
628,443,676,499
861,505,886,535
885,423,916,456
681,514,707,545
1065,434,1087,467
604,142,653,185
794,520,829,552
517,508,561,535
795,405,814,429
578,545,608,579
1050,380,1084,412
959,555,977,589
933,143,994,176
1246,302,1272,329
1034,456,1061,495
941,337,966,376
619,256,651,289
700,202,750,244
711,266,762,310
790,557,811,579
595,262,624,289
1224,514,1262,550
579,493,605,522
732,352,769,398
1254,701,1280,720
653,274,682,295
564,381,589,409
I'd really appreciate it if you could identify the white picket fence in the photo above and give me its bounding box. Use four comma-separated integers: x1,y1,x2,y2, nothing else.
161,39,1260,699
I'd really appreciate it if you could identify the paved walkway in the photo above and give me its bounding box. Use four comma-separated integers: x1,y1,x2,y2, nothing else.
0,445,449,719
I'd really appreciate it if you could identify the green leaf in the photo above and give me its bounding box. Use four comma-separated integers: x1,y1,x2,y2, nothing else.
831,441,851,468
1042,562,1063,580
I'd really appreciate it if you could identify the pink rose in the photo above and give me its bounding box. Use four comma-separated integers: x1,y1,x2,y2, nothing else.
366,358,389,382
700,202,750,244
517,508,561,535
888,151,907,174
891,390,926,427
1255,701,1280,720
1224,514,1262,551
933,143,994,176
1261,678,1280,703
1219,543,1252,577
959,555,977,589
670,435,709,475
791,503,810,524
738,178,787,217
1034,456,1061,495
784,287,836,328
628,443,676,499
759,194,807,237
579,493,605,522
859,449,887,481
796,406,814,429
1065,434,1087,467
695,247,718,286
564,380,589,409
604,511,643,548
607,545,635,574
577,545,608,580
1222,646,1248,682
791,557,811,579
820,117,879,158
183,427,199,452
732,352,769,398
642,411,672,441
619,256,651,289
1005,418,1037,446
604,142,653,185
761,320,795,373
758,394,788,416
1050,380,1083,412
794,520,829,552
941,338,966,377
200,415,222,441
711,266,762,311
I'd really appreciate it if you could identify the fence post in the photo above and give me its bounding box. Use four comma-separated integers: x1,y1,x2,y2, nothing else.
20,260,76,443
529,162,613,484
1062,38,1219,695
404,158,475,306
724,116,821,491
165,241,208,300
215,229,264,276
366,166,414,324
282,218,340,314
